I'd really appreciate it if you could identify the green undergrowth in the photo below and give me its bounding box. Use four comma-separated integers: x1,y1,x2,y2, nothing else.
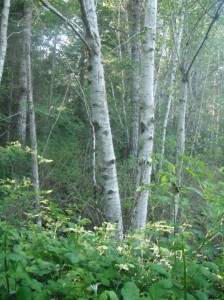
0,208,223,300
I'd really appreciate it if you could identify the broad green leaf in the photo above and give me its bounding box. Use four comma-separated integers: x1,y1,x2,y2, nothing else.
106,290,119,300
16,286,32,300
121,282,140,300
101,278,110,286
148,263,167,275
148,279,172,300
99,292,108,300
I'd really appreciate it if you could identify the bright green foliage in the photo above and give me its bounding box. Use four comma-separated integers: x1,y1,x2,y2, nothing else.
0,202,223,300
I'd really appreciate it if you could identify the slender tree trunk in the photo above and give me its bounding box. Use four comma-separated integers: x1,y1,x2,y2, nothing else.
174,71,188,225
0,0,11,84
18,2,33,147
173,1,224,226
131,0,157,230
154,25,168,99
117,3,130,153
48,35,57,110
129,0,141,158
25,0,41,225
159,13,184,170
80,0,123,240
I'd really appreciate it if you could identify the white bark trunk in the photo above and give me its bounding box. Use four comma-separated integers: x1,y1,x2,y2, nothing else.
25,1,41,226
129,0,141,158
175,72,188,223
18,2,33,147
80,0,123,240
131,0,157,230
154,25,168,99
0,0,11,84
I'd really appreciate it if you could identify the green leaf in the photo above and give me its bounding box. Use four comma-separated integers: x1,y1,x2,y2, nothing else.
188,187,204,197
198,161,205,171
101,278,110,286
202,261,219,272
195,290,208,300
16,286,32,300
99,292,108,300
148,279,172,300
103,268,118,279
121,282,140,300
64,252,80,264
106,291,119,300
7,253,25,262
161,176,168,183
148,263,167,275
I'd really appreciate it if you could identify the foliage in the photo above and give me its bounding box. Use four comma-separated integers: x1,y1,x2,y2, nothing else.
0,201,223,300
0,142,30,179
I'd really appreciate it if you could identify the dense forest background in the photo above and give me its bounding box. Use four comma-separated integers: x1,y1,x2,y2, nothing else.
0,0,223,299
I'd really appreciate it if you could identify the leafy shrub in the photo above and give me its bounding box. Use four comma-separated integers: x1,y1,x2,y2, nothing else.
0,203,223,300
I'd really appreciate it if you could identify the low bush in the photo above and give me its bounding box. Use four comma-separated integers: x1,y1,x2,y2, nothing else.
0,206,223,300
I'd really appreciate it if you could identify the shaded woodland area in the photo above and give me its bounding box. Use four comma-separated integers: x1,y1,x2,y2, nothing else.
0,0,223,299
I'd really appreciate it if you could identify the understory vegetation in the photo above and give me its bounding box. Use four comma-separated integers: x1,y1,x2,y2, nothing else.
0,144,223,299
0,210,223,300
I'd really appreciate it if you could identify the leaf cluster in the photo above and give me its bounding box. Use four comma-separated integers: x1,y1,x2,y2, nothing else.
0,204,223,300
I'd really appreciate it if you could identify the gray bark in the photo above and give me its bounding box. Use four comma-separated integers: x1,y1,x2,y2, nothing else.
18,2,33,147
131,0,157,230
129,0,141,158
0,0,11,84
25,0,41,225
175,72,188,224
80,0,123,240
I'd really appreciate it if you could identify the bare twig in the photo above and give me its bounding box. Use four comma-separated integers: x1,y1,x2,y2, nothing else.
39,0,90,52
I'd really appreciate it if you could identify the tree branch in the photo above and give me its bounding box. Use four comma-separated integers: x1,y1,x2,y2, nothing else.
186,0,224,77
39,0,91,52
185,0,219,46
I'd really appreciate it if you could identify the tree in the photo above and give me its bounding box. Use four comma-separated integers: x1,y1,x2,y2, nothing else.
174,0,224,225
128,0,141,158
40,0,123,240
0,0,11,84
17,1,32,147
131,0,157,230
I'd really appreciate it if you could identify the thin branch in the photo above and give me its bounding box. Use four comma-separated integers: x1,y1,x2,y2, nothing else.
185,0,219,46
186,0,224,77
7,30,24,39
39,0,90,52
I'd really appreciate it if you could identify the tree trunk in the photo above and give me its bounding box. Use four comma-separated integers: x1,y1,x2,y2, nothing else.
0,0,11,84
154,25,168,99
131,0,157,230
80,0,123,240
25,0,41,226
17,2,33,147
174,71,188,225
129,0,141,158
159,13,184,170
